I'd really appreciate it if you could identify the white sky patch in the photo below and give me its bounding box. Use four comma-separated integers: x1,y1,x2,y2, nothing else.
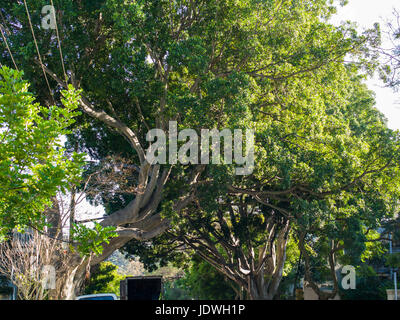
331,0,400,130
58,134,106,226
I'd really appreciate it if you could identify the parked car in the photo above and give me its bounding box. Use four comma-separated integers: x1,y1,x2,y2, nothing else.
76,293,118,300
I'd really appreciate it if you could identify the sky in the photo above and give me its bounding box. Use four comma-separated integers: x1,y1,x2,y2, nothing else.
331,0,400,130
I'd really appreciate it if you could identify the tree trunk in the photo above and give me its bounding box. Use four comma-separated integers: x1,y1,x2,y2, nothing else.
48,228,157,299
246,255,286,300
248,275,274,300
48,255,88,300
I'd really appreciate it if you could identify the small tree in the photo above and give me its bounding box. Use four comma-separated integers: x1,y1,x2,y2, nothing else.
0,229,69,300
181,256,238,300
83,262,123,296
0,67,120,299
0,66,84,237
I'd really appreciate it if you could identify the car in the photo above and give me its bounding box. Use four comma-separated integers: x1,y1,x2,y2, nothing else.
76,293,118,300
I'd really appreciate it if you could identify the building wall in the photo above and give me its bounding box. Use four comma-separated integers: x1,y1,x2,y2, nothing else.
303,286,341,300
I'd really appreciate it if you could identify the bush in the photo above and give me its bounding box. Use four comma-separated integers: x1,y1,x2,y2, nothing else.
84,262,124,296
180,256,237,300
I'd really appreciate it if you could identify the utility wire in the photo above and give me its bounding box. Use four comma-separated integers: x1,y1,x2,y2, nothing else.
0,24,19,71
27,223,72,245
50,0,67,81
23,0,54,103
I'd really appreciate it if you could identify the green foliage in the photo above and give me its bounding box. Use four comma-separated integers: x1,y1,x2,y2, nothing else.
180,256,237,300
0,66,84,237
340,276,390,300
145,265,193,300
1,0,399,299
162,279,192,300
84,262,124,296
0,67,116,257
71,222,118,257
340,265,391,300
385,253,400,270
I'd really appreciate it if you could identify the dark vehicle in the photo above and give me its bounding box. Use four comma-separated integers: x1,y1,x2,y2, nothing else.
120,276,162,300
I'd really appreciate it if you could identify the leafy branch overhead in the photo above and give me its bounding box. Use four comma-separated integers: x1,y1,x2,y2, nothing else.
0,66,85,237
0,0,400,300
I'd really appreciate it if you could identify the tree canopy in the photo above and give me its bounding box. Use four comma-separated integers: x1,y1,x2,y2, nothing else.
1,0,400,299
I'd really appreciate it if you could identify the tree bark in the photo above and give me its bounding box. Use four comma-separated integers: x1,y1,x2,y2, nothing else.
183,218,290,300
